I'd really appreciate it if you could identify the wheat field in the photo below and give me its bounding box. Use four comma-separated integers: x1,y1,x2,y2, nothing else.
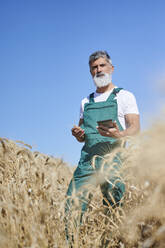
0,117,165,247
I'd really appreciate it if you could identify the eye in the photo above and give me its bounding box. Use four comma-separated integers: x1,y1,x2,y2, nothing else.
91,65,97,70
100,64,106,67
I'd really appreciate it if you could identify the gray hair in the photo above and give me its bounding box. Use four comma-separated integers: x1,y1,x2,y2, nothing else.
89,50,112,67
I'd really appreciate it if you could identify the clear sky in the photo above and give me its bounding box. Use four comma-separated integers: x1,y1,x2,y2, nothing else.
0,0,165,166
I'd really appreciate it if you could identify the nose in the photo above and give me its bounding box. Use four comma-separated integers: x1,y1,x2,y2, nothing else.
97,65,102,73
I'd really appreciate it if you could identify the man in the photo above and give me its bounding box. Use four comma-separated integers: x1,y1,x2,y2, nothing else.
65,50,140,237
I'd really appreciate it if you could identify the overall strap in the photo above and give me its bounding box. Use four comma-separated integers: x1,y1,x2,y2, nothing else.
107,87,123,102
89,92,95,103
89,88,123,103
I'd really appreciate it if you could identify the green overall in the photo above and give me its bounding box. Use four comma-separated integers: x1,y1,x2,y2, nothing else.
65,88,125,237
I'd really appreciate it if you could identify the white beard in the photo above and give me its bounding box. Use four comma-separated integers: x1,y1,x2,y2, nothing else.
93,73,112,88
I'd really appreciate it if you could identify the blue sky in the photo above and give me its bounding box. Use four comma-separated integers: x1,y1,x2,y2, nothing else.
0,0,165,165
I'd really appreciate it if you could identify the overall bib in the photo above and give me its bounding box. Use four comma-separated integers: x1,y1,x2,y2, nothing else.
65,88,125,236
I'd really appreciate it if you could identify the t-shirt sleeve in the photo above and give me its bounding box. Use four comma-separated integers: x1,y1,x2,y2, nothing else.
79,102,84,119
120,91,139,115
79,96,89,119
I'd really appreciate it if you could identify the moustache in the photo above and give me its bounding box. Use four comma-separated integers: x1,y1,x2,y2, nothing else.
96,72,105,77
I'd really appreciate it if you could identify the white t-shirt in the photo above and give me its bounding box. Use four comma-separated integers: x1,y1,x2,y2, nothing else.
79,88,139,130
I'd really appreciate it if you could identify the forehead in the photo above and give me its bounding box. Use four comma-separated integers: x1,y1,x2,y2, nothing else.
90,57,109,66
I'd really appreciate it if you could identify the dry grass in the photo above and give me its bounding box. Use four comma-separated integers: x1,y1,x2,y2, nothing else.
0,117,165,247
0,138,72,247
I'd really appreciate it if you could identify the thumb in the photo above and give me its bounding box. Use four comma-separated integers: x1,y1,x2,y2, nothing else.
113,121,119,130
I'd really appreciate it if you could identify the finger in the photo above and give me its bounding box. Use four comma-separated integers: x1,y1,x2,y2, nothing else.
72,129,78,134
71,126,78,132
79,132,85,137
76,130,85,137
113,122,119,130
97,125,108,131
72,126,82,132
97,128,108,136
72,129,80,136
108,127,116,132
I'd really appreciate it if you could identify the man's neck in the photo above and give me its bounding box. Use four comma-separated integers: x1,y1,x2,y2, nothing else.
96,83,115,93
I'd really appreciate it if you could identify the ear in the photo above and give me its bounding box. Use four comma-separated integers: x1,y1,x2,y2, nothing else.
90,68,94,77
111,65,114,73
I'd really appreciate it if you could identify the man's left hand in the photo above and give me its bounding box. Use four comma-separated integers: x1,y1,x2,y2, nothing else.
97,122,123,139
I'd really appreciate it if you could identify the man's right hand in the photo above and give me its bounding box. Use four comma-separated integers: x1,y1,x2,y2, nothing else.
71,125,85,142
